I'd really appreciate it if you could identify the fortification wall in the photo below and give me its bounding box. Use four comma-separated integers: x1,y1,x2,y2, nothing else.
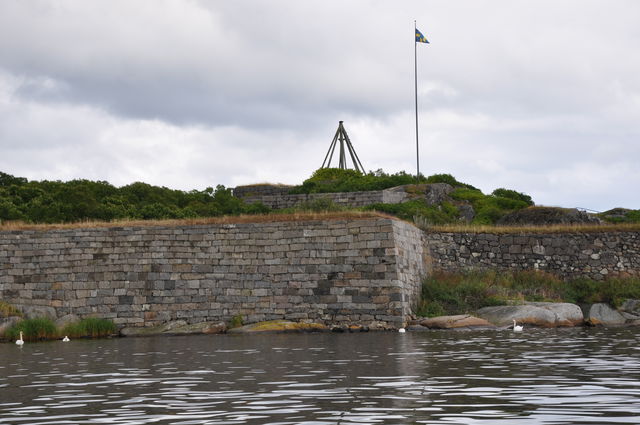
0,218,426,329
235,186,408,210
425,230,640,280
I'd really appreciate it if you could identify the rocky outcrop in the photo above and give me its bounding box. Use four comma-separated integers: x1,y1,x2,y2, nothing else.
497,207,601,225
227,320,328,333
121,320,226,337
477,302,584,327
587,303,640,326
417,314,495,329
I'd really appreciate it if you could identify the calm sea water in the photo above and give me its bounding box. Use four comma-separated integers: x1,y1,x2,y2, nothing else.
1,328,640,424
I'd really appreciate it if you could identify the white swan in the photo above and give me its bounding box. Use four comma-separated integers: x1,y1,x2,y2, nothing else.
512,319,523,332
398,328,406,333
16,331,24,345
62,336,70,342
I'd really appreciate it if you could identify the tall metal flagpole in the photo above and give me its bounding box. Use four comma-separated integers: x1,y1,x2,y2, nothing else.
414,20,420,178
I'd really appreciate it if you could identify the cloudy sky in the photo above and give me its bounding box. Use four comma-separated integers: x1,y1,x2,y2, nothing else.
1,0,638,211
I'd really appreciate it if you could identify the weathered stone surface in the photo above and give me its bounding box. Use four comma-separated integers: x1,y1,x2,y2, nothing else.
228,320,328,333
587,303,627,326
55,314,80,328
121,320,189,336
620,299,640,315
0,218,426,330
419,314,495,329
497,207,600,226
167,321,227,335
477,302,583,327
21,306,57,320
0,316,21,337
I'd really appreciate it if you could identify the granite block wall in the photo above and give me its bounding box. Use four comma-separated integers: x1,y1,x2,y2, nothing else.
425,230,640,280
234,186,408,210
0,217,426,328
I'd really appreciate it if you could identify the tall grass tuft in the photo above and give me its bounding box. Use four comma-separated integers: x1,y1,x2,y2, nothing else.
61,318,117,338
6,318,57,341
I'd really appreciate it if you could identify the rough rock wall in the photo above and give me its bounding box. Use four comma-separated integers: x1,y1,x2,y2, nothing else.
0,217,425,328
425,231,640,280
236,187,408,209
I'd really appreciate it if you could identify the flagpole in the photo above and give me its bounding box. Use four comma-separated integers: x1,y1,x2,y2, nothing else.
414,20,420,178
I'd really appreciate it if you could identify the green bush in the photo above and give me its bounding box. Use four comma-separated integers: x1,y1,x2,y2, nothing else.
492,188,534,206
229,314,244,328
364,200,459,225
425,173,476,189
61,317,116,338
6,318,58,341
417,271,640,317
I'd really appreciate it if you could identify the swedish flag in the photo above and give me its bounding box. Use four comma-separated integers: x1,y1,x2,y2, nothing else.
415,28,429,44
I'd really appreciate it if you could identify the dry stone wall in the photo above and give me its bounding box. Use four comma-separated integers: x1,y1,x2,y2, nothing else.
0,218,426,329
425,230,640,280
235,186,407,210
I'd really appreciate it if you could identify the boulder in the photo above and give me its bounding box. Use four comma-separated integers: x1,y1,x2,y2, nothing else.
419,314,495,329
620,299,640,315
228,320,328,333
587,303,628,326
477,302,583,327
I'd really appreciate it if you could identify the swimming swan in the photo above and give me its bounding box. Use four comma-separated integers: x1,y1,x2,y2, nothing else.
16,331,24,345
398,328,406,333
512,319,523,332
62,336,70,342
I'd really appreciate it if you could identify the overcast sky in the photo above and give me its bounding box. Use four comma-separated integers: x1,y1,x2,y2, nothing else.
1,0,639,211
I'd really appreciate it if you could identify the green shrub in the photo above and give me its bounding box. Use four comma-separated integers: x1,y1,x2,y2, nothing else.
364,200,459,225
61,317,116,338
492,188,534,206
229,314,244,328
425,173,476,189
6,318,57,341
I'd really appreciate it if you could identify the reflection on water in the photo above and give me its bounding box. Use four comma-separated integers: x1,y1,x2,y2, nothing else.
1,328,640,424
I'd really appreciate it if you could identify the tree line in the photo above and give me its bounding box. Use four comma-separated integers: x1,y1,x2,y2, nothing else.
0,171,268,224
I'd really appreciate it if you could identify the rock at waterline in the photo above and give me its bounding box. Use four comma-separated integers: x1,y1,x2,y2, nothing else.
228,320,328,333
120,320,227,337
587,303,640,326
477,302,583,328
418,314,495,329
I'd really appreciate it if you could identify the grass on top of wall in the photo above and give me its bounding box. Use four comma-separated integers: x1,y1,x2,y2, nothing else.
417,271,640,317
0,210,391,231
425,222,640,234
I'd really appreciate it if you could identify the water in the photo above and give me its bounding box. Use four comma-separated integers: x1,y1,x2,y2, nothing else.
1,328,640,424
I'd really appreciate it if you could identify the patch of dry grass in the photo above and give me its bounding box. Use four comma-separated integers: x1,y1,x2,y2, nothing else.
0,211,394,231
427,222,640,234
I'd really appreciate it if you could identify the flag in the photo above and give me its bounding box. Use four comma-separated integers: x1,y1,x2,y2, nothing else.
415,28,429,44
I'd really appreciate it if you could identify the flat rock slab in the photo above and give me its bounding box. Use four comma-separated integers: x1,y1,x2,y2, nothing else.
228,320,328,333
477,302,583,327
419,315,495,329
121,320,226,337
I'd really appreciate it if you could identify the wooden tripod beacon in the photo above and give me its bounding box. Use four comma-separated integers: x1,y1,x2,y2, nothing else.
321,121,365,173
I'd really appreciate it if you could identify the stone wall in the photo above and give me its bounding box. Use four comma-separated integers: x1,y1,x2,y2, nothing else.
0,217,426,329
235,186,408,210
425,230,640,280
